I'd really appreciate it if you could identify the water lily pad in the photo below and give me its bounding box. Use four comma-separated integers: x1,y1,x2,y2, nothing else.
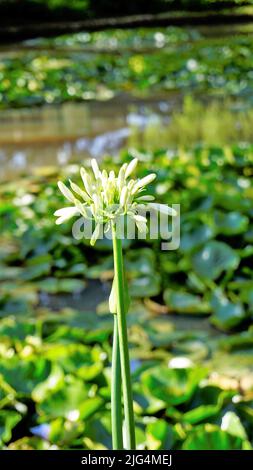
219,329,253,352
182,424,250,450
37,376,99,419
146,419,174,450
164,290,210,314
32,364,65,403
0,410,22,444
130,275,161,298
8,436,52,450
0,318,35,341
0,266,23,281
48,417,83,445
182,404,220,425
180,225,213,253
42,343,104,381
211,290,246,330
214,211,248,235
38,278,85,293
0,357,51,395
192,241,240,280
21,262,51,281
126,248,156,276
141,365,207,406
82,414,112,450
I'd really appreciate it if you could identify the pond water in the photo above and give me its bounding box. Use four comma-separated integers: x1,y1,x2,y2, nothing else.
0,92,180,181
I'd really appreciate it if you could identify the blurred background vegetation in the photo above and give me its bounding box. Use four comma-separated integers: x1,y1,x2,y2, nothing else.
0,0,253,451
1,0,253,21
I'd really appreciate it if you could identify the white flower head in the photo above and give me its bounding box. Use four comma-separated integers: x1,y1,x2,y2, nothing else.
54,158,176,245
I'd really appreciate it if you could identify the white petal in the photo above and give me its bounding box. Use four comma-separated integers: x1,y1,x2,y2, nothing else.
55,212,77,225
90,224,102,246
80,167,87,184
149,203,177,217
125,158,138,179
55,217,65,225
108,170,116,187
74,199,89,218
117,163,128,190
69,179,90,203
135,220,147,233
54,206,78,217
135,195,155,202
91,159,101,179
93,194,101,213
58,181,75,203
104,221,111,234
80,168,93,196
133,214,147,223
132,173,156,193
120,186,128,207
101,169,108,189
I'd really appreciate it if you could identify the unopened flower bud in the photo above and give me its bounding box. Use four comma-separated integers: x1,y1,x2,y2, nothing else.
125,158,138,179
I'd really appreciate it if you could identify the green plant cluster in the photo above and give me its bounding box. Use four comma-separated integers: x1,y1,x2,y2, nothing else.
130,96,253,148
1,28,253,107
0,146,253,449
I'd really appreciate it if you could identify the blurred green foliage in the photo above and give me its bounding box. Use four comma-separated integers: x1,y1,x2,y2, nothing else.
0,147,253,449
130,96,253,148
1,28,253,107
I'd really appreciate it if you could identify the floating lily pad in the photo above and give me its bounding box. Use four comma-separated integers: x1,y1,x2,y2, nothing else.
0,358,51,395
0,411,22,444
8,437,52,450
164,290,210,314
192,241,240,280
211,289,247,330
214,211,248,235
180,225,213,253
146,419,174,450
38,277,86,293
37,376,102,419
141,365,207,406
130,275,161,298
182,424,251,450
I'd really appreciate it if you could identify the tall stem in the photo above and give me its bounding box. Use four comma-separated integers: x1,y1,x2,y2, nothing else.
112,223,136,450
111,315,123,449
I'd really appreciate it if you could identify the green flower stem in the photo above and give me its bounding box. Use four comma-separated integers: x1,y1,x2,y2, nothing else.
112,223,136,450
111,314,123,450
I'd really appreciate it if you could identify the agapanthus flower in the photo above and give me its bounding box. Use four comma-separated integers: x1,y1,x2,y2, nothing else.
55,158,176,245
